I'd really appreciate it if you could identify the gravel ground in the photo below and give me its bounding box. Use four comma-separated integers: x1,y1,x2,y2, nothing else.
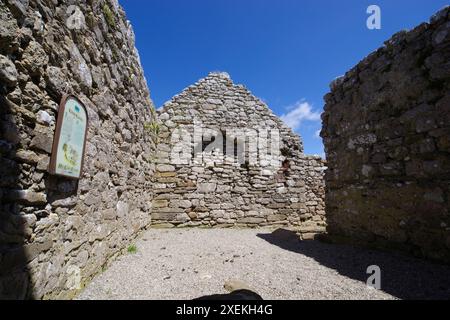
77,228,450,300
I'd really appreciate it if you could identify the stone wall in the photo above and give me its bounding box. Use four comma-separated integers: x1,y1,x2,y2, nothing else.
0,0,156,299
153,72,326,238
321,7,450,262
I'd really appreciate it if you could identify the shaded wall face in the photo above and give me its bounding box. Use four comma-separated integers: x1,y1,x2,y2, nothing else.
0,0,155,299
322,7,450,262
152,74,326,237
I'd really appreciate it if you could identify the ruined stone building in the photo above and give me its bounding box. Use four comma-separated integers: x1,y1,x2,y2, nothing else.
0,0,325,300
0,0,156,299
0,0,449,301
322,6,450,263
152,72,326,234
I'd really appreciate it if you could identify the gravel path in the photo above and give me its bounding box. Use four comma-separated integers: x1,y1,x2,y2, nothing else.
77,228,450,300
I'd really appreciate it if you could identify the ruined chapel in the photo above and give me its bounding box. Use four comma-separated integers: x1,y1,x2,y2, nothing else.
152,72,326,237
0,0,449,300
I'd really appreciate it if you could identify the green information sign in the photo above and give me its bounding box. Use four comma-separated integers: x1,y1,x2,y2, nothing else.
49,95,88,179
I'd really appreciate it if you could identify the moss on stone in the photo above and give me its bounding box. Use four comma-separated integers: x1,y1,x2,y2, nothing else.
102,3,115,29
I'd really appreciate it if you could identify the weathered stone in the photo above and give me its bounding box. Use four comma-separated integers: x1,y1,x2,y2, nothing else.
30,126,53,154
171,200,192,209
8,100,35,122
22,41,48,74
14,150,39,164
211,210,225,218
45,66,66,98
3,189,47,205
102,209,117,220
156,164,175,172
0,54,18,87
267,214,287,222
197,183,217,193
36,154,49,171
153,200,169,208
36,110,54,126
300,233,317,241
322,8,450,263
299,225,326,233
116,201,129,218
216,185,231,193
158,172,176,178
0,0,156,300
151,211,179,221
206,98,222,105
52,198,77,208
0,5,18,53
232,186,248,194
188,211,198,220
267,203,286,209
23,240,53,262
7,0,29,19
69,42,92,89
84,193,100,206
237,217,266,224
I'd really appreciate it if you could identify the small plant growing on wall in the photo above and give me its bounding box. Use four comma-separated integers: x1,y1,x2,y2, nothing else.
102,3,115,29
149,104,157,118
144,121,161,144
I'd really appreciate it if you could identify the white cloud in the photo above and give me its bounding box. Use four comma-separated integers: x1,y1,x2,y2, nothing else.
280,101,321,131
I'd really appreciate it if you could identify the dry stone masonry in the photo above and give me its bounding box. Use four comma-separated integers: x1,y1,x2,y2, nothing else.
2,0,448,302
0,0,156,299
153,72,326,237
321,7,450,263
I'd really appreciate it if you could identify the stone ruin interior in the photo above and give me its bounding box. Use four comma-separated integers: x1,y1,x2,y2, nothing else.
152,72,326,237
0,0,449,300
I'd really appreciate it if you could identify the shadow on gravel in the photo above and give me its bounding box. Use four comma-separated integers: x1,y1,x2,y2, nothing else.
257,229,450,300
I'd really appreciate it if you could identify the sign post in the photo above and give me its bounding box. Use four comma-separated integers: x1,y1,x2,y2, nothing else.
49,95,89,179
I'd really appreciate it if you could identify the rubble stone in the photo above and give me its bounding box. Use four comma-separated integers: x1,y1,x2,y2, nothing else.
322,6,450,263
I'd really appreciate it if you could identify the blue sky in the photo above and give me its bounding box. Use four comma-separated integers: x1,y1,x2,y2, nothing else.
120,0,448,156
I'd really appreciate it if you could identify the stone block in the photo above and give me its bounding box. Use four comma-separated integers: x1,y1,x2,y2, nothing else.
116,201,129,218
170,200,192,209
102,208,117,220
237,217,266,224
3,189,47,205
153,200,169,208
151,210,182,221
267,214,287,222
299,225,326,234
197,183,217,193
211,210,225,218
0,54,18,87
157,164,176,172
267,203,285,209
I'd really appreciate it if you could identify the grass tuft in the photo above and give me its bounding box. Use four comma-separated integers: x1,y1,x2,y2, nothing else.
102,3,115,29
127,244,137,254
